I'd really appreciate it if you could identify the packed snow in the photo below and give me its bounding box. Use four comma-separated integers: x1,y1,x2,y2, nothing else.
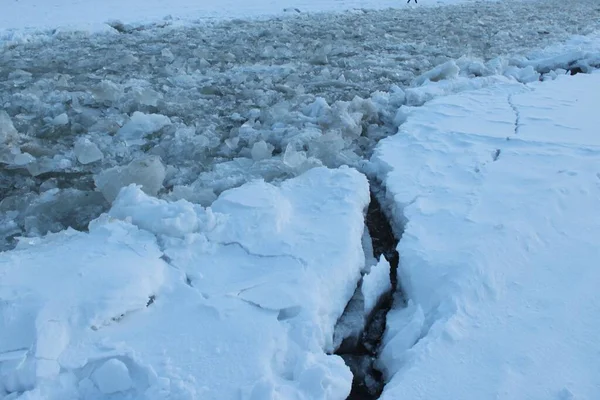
0,166,369,399
371,70,600,399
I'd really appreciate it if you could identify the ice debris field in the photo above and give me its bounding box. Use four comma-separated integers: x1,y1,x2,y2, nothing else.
1,0,600,399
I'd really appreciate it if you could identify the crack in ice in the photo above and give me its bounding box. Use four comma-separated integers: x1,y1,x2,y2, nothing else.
220,241,309,267
507,93,521,136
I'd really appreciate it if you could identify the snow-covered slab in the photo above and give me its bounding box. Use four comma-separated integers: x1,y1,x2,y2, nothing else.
0,166,369,399
371,73,600,399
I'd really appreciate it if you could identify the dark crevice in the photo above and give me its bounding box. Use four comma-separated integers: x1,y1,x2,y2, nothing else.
336,188,400,400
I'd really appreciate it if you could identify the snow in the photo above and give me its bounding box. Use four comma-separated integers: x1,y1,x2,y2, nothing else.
0,166,369,399
90,359,133,394
371,72,600,399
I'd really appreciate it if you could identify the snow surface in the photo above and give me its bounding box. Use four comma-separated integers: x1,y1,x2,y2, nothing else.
372,71,600,399
0,166,369,399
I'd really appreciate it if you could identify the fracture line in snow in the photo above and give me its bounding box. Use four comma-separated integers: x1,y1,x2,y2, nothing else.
220,240,309,267
507,93,521,136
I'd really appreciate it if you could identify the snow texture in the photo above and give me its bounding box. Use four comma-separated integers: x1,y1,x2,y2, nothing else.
371,71,600,399
0,166,369,399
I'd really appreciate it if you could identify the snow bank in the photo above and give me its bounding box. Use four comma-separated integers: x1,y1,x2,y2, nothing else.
0,166,369,399
371,73,600,399
0,220,166,395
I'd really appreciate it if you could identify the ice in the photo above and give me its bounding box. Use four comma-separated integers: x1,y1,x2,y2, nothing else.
168,185,217,207
73,138,103,165
0,219,167,396
361,256,391,317
413,60,460,86
51,113,69,126
371,73,600,399
94,155,166,203
109,185,200,238
376,301,425,379
116,112,172,146
12,152,36,166
90,359,133,394
0,166,368,399
1,2,599,251
0,110,18,144
0,1,600,397
250,140,273,161
91,80,123,104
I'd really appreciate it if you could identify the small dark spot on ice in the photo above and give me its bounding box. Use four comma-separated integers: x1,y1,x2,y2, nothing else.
146,295,156,307
492,149,501,161
185,275,193,287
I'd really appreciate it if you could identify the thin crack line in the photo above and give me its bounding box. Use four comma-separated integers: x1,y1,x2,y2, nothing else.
220,241,309,267
507,93,521,136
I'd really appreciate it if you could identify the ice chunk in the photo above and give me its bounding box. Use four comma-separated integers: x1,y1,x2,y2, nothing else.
504,65,540,83
116,112,171,145
250,140,273,161
74,138,103,165
377,301,425,379
414,60,460,86
110,185,199,237
0,110,18,143
91,80,123,103
19,188,107,237
25,155,73,177
91,359,133,394
282,143,307,169
131,86,162,107
361,256,392,316
168,185,217,207
51,113,69,126
94,156,166,203
13,152,35,166
35,319,69,361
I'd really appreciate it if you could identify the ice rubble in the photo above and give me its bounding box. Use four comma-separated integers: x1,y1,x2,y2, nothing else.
1,1,600,249
370,71,600,399
0,166,369,399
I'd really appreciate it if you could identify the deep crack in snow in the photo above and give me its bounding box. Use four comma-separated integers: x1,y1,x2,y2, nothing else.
334,189,401,399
